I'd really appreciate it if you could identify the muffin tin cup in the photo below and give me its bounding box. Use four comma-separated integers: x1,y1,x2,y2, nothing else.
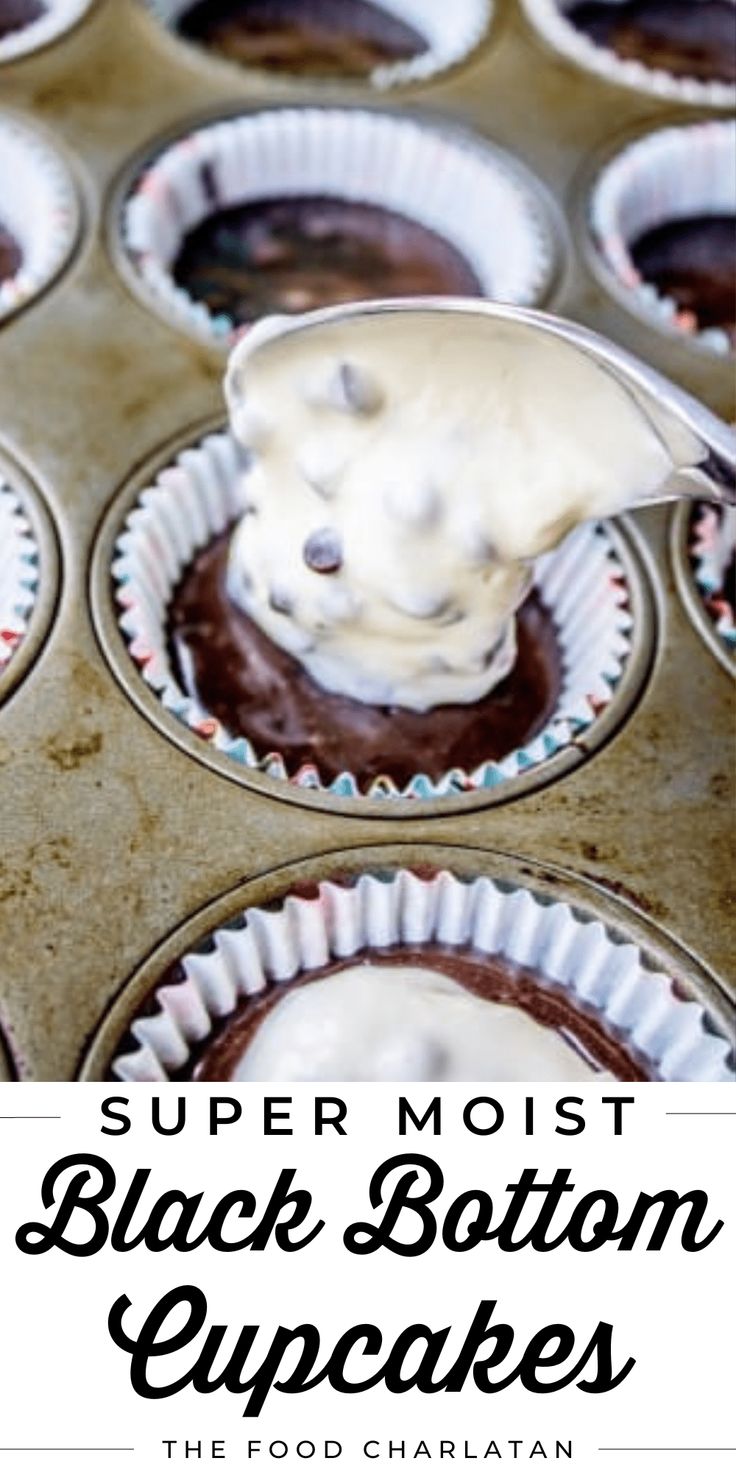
587,119,736,357
117,104,561,349
0,446,59,707
0,111,81,323
521,0,736,109
103,422,648,805
671,500,736,675
84,853,735,1083
145,0,495,90
0,0,95,63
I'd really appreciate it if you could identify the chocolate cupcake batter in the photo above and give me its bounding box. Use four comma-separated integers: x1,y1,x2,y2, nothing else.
173,195,482,326
187,944,652,1082
629,216,736,342
176,0,427,77
567,1,736,84
167,529,562,789
0,220,22,282
0,0,45,39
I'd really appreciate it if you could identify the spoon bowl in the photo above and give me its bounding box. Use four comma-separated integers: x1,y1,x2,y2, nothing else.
232,297,736,511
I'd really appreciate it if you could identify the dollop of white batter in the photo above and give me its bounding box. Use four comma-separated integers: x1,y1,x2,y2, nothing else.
224,308,675,710
230,964,609,1083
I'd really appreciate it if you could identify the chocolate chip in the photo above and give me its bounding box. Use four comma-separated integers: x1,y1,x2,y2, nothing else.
437,605,464,627
269,586,295,616
302,360,383,415
482,633,507,668
303,527,343,574
334,361,383,415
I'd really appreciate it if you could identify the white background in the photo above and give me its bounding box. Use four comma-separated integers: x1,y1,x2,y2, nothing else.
0,1083,733,1472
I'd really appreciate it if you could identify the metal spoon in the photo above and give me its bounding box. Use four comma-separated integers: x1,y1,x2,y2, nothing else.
237,297,735,509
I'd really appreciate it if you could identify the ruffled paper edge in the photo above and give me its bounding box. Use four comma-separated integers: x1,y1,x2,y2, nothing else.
0,481,39,676
521,0,736,109
111,867,735,1083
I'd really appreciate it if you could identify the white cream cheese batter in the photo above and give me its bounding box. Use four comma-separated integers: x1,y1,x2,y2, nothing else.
230,963,609,1082
224,308,676,710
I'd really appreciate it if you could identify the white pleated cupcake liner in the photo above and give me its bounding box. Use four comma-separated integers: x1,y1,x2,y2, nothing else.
589,120,736,356
521,0,736,109
110,866,736,1082
145,0,493,89
113,426,635,801
121,106,557,348
0,479,39,677
0,113,79,321
690,502,736,653
0,0,93,62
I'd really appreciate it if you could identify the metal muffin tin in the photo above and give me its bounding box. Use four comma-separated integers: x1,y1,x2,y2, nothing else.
0,0,733,1080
